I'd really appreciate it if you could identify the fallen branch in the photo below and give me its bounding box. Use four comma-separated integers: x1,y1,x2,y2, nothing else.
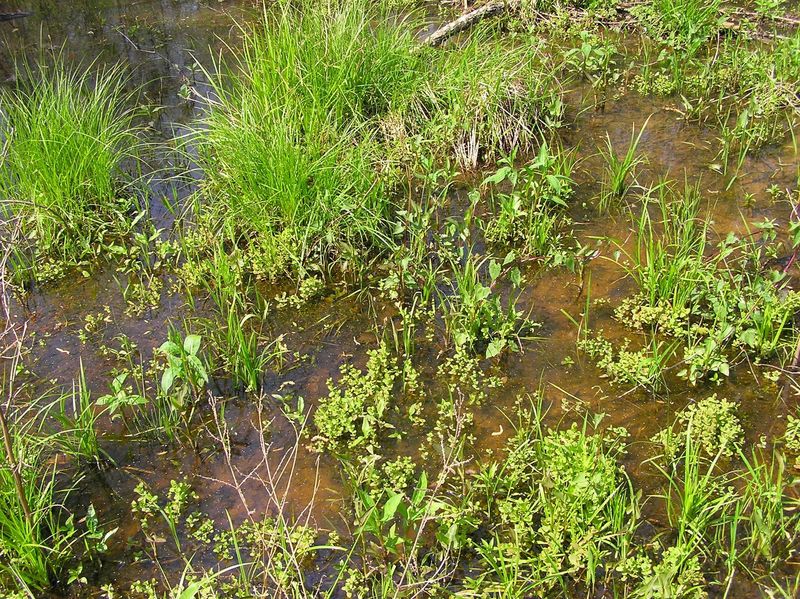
422,0,797,49
0,12,31,23
422,1,508,47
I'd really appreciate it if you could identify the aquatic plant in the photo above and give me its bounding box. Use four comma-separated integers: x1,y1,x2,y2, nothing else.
311,343,400,454
0,390,115,592
597,118,649,213
441,248,532,358
578,331,677,392
53,366,104,467
471,407,638,593
482,143,577,260
653,395,744,459
0,57,141,282
614,181,799,383
737,449,800,566
158,330,208,411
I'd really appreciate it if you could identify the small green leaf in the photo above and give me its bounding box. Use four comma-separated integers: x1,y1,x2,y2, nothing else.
489,260,501,281
486,338,505,359
161,368,175,394
183,334,201,356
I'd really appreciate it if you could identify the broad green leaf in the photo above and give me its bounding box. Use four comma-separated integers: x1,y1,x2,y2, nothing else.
382,492,403,523
183,334,202,356
486,338,505,359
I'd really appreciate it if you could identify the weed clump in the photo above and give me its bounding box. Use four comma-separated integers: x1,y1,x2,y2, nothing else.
578,331,674,391
481,143,577,261
0,59,140,282
311,343,400,454
654,395,744,459
195,0,422,279
471,412,635,593
615,182,800,384
408,34,563,168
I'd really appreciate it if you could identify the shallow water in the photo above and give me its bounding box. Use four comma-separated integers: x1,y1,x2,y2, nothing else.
2,1,800,596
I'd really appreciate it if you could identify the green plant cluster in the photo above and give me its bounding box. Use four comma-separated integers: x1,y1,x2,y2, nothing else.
0,58,141,282
616,182,800,384
471,420,633,593
653,395,744,459
578,331,674,391
311,343,401,454
187,0,563,282
481,143,576,260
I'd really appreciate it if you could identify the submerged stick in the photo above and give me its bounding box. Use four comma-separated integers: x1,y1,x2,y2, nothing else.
0,12,31,23
422,1,508,47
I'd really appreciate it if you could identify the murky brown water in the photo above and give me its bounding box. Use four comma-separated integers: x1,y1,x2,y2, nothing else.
2,1,799,596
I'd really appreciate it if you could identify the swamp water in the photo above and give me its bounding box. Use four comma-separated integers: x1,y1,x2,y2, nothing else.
1,0,799,597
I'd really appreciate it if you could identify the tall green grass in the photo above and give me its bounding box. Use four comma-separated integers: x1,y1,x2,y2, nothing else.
635,0,724,51
0,57,140,281
196,0,423,276
193,0,564,280
0,400,80,592
598,118,649,213
622,179,708,310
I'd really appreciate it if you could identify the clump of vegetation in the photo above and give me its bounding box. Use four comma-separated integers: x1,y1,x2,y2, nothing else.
0,58,141,282
578,331,675,391
311,343,400,454
654,395,744,458
620,543,707,598
0,396,116,593
408,32,563,168
441,248,534,358
481,143,577,261
615,181,800,384
190,0,564,283
195,0,421,280
598,118,649,213
632,0,724,50
469,408,636,593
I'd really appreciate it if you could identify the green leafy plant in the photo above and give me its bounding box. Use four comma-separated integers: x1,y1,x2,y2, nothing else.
157,331,209,412
442,248,533,358
96,373,146,430
311,343,399,454
482,143,577,261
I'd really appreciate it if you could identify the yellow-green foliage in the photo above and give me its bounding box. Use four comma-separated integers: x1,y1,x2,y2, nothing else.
311,343,399,453
655,395,744,458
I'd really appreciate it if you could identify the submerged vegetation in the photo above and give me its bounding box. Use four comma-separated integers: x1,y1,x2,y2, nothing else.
2,0,800,596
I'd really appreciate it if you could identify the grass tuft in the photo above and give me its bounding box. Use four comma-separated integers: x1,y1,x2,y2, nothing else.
0,56,141,281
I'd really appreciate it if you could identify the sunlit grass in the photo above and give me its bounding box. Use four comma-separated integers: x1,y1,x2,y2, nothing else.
0,56,141,281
